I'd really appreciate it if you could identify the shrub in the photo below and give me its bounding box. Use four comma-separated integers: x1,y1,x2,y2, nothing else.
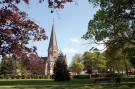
121,78,135,82
73,75,90,79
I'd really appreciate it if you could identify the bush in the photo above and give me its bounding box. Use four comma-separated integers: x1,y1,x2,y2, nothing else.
91,73,122,78
0,74,53,79
128,75,135,78
73,75,90,79
0,75,4,79
121,78,135,82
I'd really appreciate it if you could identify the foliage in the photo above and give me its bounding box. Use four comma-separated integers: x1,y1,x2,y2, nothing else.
105,45,131,74
0,0,73,58
82,0,135,73
0,56,29,76
72,75,90,79
0,0,48,58
82,51,93,74
53,53,70,81
123,46,135,66
70,54,84,74
19,52,45,75
83,0,135,46
82,51,107,73
0,57,15,75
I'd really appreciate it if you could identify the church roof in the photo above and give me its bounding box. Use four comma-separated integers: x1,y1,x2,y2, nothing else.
40,57,48,61
48,24,58,50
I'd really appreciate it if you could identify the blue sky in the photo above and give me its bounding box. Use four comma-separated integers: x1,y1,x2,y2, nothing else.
19,0,104,65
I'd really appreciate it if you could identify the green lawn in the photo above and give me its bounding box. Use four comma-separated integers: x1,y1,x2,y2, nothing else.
0,79,135,89
0,79,94,86
0,85,135,89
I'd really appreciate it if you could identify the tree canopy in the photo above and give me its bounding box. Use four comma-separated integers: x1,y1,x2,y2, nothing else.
82,0,135,69
0,0,73,58
83,0,135,47
70,54,84,74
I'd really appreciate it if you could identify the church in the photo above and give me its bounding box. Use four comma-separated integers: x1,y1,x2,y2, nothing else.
41,24,58,75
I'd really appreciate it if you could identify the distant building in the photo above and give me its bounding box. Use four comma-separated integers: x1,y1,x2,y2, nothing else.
41,24,58,75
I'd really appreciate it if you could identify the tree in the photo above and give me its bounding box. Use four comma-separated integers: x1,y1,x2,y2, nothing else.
82,51,93,74
123,45,135,67
0,1,47,58
82,0,135,74
105,45,131,75
70,54,84,74
0,56,29,76
53,53,70,81
0,57,15,75
0,0,73,58
18,51,45,75
83,51,107,72
83,0,135,47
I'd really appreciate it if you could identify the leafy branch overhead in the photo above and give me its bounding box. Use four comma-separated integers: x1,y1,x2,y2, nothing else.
83,0,135,46
0,0,73,57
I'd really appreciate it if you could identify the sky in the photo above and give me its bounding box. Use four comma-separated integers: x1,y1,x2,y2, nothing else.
19,0,104,65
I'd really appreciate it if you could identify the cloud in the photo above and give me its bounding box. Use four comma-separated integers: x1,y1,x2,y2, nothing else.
70,38,81,44
62,48,77,54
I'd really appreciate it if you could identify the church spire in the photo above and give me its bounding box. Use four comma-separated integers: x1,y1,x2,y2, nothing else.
48,24,58,50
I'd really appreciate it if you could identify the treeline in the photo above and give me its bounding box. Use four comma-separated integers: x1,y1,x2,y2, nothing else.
70,48,134,76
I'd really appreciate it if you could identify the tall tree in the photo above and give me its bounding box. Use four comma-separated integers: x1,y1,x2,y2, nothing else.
0,0,73,58
53,53,70,81
82,51,93,74
70,54,84,74
82,0,135,71
82,0,135,50
0,0,47,58
105,45,131,75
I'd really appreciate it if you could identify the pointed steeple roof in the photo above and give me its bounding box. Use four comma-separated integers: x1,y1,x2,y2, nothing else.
48,24,58,50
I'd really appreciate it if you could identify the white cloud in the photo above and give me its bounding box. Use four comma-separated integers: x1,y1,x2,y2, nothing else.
70,38,81,44
62,48,77,54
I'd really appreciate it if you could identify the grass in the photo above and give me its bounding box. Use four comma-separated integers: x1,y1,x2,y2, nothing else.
0,79,135,89
0,79,94,86
0,85,135,89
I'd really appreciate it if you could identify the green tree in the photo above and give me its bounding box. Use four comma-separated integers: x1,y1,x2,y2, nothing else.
82,51,93,74
105,46,131,75
0,56,28,76
82,0,134,74
123,45,135,67
83,0,135,46
53,53,70,81
0,57,15,75
70,54,84,74
82,51,106,73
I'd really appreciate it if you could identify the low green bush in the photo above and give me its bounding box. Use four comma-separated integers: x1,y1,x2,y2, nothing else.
91,73,123,78
73,75,90,79
0,74,64,79
128,75,135,78
121,78,135,82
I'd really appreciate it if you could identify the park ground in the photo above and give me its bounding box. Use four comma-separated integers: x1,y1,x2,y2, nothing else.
0,79,135,89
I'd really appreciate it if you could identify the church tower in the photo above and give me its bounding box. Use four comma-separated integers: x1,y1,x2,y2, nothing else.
47,24,58,75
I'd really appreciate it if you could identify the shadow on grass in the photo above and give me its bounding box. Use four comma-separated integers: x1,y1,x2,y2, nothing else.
7,85,135,89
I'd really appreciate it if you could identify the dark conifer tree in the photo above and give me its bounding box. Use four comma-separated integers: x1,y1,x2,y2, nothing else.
53,53,70,81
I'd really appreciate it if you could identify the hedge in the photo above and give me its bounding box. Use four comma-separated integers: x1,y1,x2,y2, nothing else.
0,74,53,79
72,75,90,79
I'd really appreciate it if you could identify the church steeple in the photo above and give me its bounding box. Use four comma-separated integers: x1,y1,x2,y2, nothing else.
47,23,58,75
48,24,58,51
